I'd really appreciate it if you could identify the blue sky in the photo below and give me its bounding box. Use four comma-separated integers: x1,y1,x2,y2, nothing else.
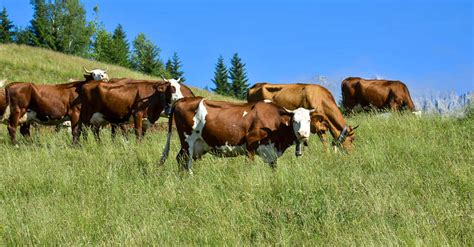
2,0,472,96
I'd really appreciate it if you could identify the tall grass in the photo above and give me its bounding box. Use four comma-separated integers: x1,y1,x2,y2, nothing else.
0,44,472,245
0,113,472,245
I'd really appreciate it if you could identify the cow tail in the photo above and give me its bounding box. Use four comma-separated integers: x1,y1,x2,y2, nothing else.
159,104,175,166
1,87,10,123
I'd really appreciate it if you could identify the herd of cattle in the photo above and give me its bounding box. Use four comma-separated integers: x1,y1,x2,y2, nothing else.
0,68,417,173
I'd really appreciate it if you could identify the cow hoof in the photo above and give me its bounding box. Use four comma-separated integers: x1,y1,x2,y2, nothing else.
14,144,19,148
295,151,303,157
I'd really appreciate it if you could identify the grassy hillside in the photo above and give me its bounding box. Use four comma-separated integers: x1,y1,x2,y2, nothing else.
0,45,472,245
0,44,236,101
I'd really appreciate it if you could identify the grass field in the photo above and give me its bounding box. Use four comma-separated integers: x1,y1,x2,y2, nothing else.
0,44,473,245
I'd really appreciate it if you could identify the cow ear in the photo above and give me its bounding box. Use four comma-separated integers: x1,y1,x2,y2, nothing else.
260,127,273,134
280,115,291,126
155,83,168,92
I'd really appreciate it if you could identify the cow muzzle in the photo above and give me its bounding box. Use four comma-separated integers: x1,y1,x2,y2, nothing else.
298,130,310,141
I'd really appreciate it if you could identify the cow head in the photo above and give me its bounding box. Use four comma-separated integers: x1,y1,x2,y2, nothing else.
161,76,183,103
338,125,358,151
83,67,109,82
283,108,315,142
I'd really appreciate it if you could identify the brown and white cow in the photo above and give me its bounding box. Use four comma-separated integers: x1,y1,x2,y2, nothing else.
72,77,194,144
159,97,314,174
247,82,357,151
341,77,416,113
1,68,109,146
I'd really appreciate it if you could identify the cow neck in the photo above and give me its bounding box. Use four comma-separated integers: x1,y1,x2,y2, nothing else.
335,125,348,145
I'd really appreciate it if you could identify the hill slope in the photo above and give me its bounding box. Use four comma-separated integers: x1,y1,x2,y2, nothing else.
0,44,472,245
0,44,235,101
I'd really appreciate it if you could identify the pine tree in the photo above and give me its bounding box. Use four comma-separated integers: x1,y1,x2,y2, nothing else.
229,53,249,99
14,27,34,45
30,0,55,49
165,52,185,81
110,24,131,68
91,26,113,63
0,7,14,43
131,33,164,76
211,55,230,95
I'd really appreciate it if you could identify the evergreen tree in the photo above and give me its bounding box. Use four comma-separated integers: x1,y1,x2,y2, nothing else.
30,0,55,49
14,27,34,45
131,33,164,76
91,26,113,63
165,52,185,81
0,7,14,43
211,55,230,95
229,53,249,99
110,24,131,67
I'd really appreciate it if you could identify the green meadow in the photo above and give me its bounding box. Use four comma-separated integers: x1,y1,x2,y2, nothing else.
0,44,472,245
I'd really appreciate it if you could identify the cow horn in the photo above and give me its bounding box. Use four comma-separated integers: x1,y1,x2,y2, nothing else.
161,75,168,82
352,125,360,130
283,107,295,113
177,77,181,83
309,108,316,113
83,67,92,74
104,66,108,73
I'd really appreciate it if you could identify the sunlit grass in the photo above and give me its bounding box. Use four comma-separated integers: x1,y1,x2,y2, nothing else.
0,113,472,245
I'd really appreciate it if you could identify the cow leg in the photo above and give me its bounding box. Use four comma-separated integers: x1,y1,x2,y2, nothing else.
19,124,31,140
7,108,24,146
120,125,129,142
111,124,117,139
69,110,80,145
92,126,101,142
246,150,256,161
317,131,329,151
176,148,192,174
133,112,144,141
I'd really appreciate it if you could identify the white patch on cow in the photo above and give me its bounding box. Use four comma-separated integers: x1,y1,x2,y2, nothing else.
215,142,247,157
19,110,35,124
142,118,152,129
90,112,108,126
0,104,10,124
353,104,364,112
256,142,281,164
242,111,248,117
263,99,272,103
168,79,184,103
184,99,209,170
89,69,109,82
291,108,312,142
377,112,392,119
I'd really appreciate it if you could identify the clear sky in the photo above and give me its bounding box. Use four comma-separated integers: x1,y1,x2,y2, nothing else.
1,0,472,96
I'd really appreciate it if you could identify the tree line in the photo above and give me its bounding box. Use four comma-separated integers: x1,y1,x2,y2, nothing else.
0,1,184,81
0,0,250,99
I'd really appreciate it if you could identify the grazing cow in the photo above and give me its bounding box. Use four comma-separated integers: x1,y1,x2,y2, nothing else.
341,77,415,112
247,82,357,151
159,97,314,174
72,78,194,144
2,68,108,146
